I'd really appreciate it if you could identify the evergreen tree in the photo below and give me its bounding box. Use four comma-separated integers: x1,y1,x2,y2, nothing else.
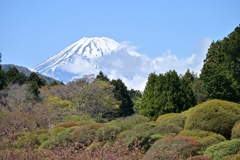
6,67,27,85
111,79,134,117
0,53,7,89
96,71,109,81
140,70,196,120
0,53,2,71
181,70,197,110
28,72,46,87
139,73,158,119
200,25,240,103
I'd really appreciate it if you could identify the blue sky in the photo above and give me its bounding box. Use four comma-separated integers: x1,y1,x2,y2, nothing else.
1,0,240,69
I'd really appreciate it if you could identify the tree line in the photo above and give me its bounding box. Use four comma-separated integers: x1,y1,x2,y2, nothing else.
139,25,240,120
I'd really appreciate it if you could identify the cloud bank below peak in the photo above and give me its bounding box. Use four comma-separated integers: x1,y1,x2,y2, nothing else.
59,38,211,91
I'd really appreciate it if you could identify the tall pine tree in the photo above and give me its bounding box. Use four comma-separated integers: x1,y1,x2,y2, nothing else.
111,79,134,117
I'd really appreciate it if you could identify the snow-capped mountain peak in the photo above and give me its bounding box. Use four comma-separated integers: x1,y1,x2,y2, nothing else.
34,37,120,79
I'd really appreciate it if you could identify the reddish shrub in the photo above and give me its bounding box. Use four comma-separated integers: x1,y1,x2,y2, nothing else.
143,136,201,160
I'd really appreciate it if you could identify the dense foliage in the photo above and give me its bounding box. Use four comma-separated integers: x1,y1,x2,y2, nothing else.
200,25,240,103
184,99,240,139
1,25,240,159
139,70,196,120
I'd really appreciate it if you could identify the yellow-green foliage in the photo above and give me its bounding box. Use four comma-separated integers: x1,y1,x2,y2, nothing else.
72,123,105,146
231,120,240,139
156,112,187,128
109,114,150,131
55,126,78,144
231,152,240,160
54,122,80,128
96,125,121,141
13,130,48,149
124,122,156,150
49,127,66,136
148,122,182,137
178,129,226,151
204,139,240,160
184,99,240,139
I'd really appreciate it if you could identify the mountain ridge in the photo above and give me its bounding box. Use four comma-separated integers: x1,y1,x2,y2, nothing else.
34,37,133,82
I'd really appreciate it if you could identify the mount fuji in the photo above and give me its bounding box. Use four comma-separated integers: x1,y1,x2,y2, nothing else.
34,37,146,89
34,36,205,90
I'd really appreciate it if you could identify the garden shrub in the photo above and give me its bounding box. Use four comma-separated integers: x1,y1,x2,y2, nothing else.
231,152,240,160
184,99,240,139
39,138,56,150
13,130,49,148
109,114,150,131
156,112,187,128
178,129,226,153
9,132,25,141
72,123,105,146
231,120,240,139
148,122,182,137
187,155,211,160
55,126,78,144
54,122,80,128
199,134,226,151
124,123,156,150
204,139,240,160
49,127,66,136
96,125,121,141
143,136,201,160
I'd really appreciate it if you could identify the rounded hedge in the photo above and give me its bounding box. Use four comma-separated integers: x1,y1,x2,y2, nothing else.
148,122,182,137
96,125,121,141
143,136,201,160
125,122,156,149
156,112,187,128
54,122,80,128
178,129,226,152
231,120,240,139
109,114,150,131
184,99,240,139
72,123,105,146
203,139,240,160
187,155,211,160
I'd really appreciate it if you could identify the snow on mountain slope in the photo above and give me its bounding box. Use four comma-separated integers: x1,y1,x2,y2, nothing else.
34,37,120,81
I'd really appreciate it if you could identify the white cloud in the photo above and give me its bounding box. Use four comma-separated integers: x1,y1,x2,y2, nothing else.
96,38,212,90
56,38,212,91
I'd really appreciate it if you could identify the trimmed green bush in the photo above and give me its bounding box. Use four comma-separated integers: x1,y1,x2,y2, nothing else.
184,99,240,139
231,120,240,139
187,155,211,160
72,123,105,146
148,122,182,137
204,139,240,160
125,122,156,149
178,130,226,153
55,126,78,144
156,112,187,128
49,127,66,136
54,122,80,128
13,130,49,148
231,152,240,160
39,138,56,150
96,125,121,141
109,114,150,131
179,129,217,138
143,136,201,160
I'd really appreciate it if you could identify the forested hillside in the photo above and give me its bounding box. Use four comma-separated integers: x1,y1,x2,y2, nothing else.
0,25,240,159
